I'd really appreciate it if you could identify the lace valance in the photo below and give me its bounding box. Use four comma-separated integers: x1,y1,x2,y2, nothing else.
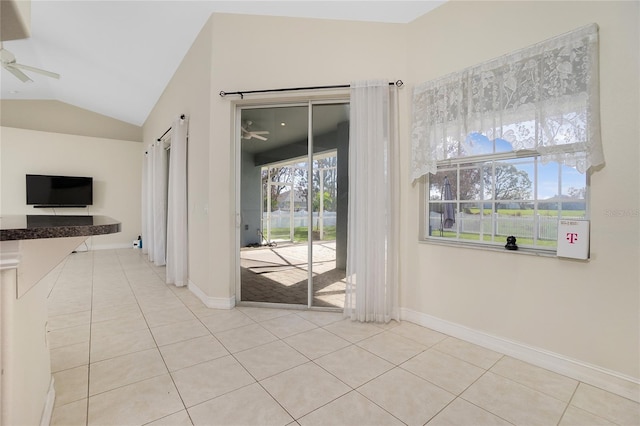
410,24,602,182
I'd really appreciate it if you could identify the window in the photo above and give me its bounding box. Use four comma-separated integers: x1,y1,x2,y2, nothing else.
426,150,586,250
411,24,600,253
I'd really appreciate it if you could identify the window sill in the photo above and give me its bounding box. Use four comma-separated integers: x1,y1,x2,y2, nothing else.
419,238,559,258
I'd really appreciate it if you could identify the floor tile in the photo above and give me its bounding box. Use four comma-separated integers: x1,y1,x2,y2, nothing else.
188,383,293,426
144,305,197,328
87,374,184,426
235,340,309,380
298,390,403,425
53,365,89,407
90,327,156,362
260,314,317,338
433,337,503,370
322,318,384,343
91,302,142,323
50,341,89,373
47,323,90,349
47,310,91,331
199,309,256,333
89,348,167,395
236,306,296,322
427,398,511,425
50,398,88,426
214,323,278,353
570,383,640,425
43,249,638,426
89,314,148,340
358,368,455,426
145,410,193,426
293,310,344,327
315,345,394,388
401,349,485,395
357,331,427,365
389,321,447,347
490,356,579,402
159,334,229,372
283,327,350,360
139,296,186,314
171,355,255,407
559,406,616,425
150,319,209,346
462,372,567,425
260,362,350,419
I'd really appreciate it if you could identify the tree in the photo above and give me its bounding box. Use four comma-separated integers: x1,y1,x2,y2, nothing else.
429,169,482,202
567,186,586,199
483,164,532,211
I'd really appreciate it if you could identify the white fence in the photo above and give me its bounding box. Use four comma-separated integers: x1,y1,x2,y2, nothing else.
429,212,584,241
265,210,337,229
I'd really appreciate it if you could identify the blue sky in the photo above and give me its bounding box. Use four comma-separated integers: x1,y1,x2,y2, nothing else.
466,132,586,199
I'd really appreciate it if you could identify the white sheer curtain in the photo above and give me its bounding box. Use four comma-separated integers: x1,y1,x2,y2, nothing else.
411,23,602,181
142,139,167,266
344,80,400,323
166,116,188,286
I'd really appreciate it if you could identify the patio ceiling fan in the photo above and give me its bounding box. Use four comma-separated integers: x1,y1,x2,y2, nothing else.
241,120,269,141
0,44,60,83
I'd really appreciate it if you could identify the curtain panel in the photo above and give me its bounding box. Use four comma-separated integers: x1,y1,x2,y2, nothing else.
166,116,189,286
410,23,602,181
345,80,400,323
142,140,168,266
141,115,189,287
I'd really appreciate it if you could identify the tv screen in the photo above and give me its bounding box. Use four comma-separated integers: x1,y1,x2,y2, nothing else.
26,174,93,207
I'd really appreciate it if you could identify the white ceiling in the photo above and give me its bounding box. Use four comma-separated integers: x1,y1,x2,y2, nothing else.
0,1,444,126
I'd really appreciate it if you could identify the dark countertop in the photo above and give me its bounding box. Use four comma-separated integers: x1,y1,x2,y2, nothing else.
0,215,121,241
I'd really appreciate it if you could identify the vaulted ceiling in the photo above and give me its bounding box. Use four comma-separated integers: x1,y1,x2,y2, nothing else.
0,1,444,127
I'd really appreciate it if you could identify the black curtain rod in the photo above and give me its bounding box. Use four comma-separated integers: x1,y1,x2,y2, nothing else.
219,80,403,99
157,114,186,141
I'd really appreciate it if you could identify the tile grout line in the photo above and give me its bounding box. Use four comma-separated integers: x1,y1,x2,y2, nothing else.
117,250,196,425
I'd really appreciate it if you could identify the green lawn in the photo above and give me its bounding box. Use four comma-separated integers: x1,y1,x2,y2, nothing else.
268,226,337,243
467,208,585,217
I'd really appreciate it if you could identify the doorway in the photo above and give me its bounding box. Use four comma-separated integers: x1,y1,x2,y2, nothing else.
238,101,349,309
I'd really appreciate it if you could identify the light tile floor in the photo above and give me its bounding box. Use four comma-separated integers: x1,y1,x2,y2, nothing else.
47,249,639,426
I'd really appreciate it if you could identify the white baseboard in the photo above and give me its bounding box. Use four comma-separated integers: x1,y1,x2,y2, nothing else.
400,308,640,403
40,377,56,426
188,280,235,309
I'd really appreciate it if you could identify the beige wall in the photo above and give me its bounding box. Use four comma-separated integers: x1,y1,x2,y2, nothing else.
0,126,143,248
143,16,213,295
403,1,639,379
144,13,407,299
1,100,142,142
209,13,406,300
144,3,639,381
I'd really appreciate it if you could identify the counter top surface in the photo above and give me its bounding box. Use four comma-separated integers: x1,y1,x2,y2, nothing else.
0,215,121,241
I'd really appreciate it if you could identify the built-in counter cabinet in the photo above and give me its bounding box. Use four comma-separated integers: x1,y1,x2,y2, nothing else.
0,215,120,426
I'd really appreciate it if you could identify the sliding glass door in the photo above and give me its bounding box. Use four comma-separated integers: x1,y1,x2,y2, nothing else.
238,101,349,309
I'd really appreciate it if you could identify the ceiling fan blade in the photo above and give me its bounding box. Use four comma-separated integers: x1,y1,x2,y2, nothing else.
252,134,268,141
11,63,60,79
4,65,32,82
252,131,269,135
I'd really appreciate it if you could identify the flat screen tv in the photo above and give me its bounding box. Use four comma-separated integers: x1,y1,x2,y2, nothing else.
26,174,93,207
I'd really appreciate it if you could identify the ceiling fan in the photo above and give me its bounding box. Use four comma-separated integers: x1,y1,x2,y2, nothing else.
0,44,60,83
241,120,269,141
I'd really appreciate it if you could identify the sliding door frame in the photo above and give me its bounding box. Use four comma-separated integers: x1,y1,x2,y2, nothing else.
235,97,349,310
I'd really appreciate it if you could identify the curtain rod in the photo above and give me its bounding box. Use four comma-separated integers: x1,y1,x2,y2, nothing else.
219,80,403,99
157,114,185,141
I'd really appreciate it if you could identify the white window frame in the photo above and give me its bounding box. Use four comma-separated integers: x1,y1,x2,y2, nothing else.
421,150,589,253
